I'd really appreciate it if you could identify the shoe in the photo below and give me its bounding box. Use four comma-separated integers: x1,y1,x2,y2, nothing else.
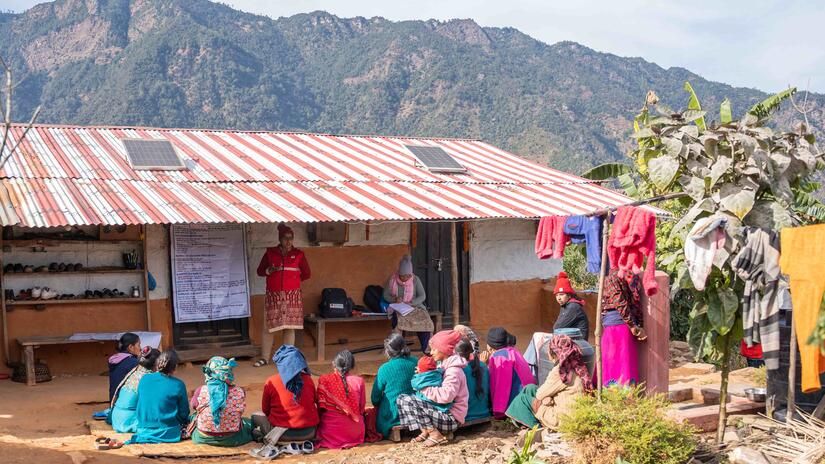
3,264,13,274
23,265,34,273
48,262,58,272
40,288,58,300
13,263,23,273
31,287,42,299
5,289,14,301
84,290,94,299
34,265,48,273
102,288,113,298
93,290,103,298
73,263,83,271
57,263,66,272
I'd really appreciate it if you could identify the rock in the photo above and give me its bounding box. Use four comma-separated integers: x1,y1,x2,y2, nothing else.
681,362,717,373
728,446,771,464
66,452,87,464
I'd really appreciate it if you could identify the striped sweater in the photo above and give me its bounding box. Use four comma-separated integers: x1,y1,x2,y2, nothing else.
732,227,782,370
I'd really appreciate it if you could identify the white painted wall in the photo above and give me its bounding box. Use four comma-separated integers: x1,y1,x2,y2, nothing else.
469,218,561,283
146,224,170,300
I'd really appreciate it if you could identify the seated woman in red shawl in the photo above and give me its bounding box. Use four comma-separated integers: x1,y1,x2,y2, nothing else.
316,350,366,449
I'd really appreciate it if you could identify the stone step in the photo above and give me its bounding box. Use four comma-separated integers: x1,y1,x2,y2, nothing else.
668,399,765,432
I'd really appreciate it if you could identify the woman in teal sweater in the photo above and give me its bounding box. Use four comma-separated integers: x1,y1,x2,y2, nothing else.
370,333,417,438
456,339,491,421
128,350,190,444
110,348,160,433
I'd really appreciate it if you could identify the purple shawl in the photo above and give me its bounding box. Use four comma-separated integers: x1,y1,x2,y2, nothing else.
487,346,536,416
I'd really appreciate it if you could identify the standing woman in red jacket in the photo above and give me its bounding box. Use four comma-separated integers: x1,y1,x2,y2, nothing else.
254,224,311,367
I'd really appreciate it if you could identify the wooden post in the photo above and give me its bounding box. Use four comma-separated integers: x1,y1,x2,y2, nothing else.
450,222,460,327
594,217,610,400
0,230,7,365
141,225,152,332
788,315,798,423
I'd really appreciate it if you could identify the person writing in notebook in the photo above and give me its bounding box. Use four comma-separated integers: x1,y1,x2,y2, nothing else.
383,255,434,352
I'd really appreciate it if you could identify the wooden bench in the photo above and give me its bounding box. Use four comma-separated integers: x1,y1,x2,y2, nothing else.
388,416,492,442
304,312,443,362
17,336,107,386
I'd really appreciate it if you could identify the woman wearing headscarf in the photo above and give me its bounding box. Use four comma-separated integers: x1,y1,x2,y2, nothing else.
110,347,160,433
316,350,366,449
383,255,434,351
254,223,311,367
371,333,418,439
252,345,319,450
396,330,468,447
190,357,253,447
486,327,536,418
601,269,646,386
505,334,590,429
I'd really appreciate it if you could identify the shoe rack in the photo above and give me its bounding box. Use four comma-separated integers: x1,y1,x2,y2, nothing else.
0,225,152,365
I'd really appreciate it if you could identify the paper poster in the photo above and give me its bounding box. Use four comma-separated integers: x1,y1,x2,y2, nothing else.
171,224,250,323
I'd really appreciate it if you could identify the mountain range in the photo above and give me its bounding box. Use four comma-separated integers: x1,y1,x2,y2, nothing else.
1,0,823,174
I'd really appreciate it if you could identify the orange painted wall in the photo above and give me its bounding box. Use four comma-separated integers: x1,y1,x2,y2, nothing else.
0,298,173,375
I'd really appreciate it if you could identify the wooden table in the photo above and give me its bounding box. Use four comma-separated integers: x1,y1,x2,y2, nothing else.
304,312,443,362
17,336,107,386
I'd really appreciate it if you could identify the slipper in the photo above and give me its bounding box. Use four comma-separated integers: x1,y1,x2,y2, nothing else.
249,444,280,460
94,437,123,450
411,434,429,443
301,441,314,453
279,443,304,455
422,436,449,447
252,359,268,368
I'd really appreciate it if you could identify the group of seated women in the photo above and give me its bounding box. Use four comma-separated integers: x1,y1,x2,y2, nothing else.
101,323,591,453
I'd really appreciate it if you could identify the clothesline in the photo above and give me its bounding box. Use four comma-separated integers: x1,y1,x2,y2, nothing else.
584,192,687,217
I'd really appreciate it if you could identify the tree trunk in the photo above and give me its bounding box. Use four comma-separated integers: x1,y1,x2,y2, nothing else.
716,333,732,444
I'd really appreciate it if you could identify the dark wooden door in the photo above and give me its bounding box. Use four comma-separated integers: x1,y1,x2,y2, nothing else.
412,222,469,327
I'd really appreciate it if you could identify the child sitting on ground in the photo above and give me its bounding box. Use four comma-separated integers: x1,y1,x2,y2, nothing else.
410,356,453,412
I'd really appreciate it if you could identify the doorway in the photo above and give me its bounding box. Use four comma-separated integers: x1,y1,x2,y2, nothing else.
411,222,470,327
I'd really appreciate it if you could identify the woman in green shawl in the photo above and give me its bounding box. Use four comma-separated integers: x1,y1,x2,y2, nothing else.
190,356,253,447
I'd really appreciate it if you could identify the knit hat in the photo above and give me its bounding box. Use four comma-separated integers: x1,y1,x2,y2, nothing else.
278,223,294,241
487,327,514,350
429,330,462,355
417,355,437,373
554,271,575,295
398,255,413,275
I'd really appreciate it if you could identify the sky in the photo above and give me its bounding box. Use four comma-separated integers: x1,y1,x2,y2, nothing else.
4,0,824,93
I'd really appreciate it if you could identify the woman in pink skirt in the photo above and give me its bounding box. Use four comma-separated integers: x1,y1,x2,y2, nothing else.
600,270,647,386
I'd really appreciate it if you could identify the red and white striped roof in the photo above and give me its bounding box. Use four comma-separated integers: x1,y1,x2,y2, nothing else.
0,124,652,226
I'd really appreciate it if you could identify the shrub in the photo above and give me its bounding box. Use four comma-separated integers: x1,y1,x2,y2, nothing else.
558,385,697,464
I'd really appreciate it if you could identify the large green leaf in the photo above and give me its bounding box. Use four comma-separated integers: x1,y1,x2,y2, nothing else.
661,136,685,157
671,197,715,237
580,162,632,181
708,288,737,335
617,173,639,198
648,155,680,190
679,174,706,201
683,81,707,131
708,156,731,187
718,184,755,219
744,200,794,229
748,87,797,118
719,98,732,124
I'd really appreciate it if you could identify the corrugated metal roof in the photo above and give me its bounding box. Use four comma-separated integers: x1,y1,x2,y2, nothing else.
0,124,658,226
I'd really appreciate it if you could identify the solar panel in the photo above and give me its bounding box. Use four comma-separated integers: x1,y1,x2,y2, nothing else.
121,139,185,170
405,145,466,173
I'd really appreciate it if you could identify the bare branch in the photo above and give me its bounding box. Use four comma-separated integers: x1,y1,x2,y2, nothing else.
0,104,41,171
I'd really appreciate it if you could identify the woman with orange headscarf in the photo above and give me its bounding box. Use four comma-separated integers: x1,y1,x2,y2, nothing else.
254,223,311,367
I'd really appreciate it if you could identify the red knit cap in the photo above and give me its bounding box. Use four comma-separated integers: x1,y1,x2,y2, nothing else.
554,271,576,295
278,223,294,241
429,330,462,355
417,355,437,373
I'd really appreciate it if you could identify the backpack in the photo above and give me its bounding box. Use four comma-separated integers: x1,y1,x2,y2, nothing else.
363,285,385,313
319,288,353,318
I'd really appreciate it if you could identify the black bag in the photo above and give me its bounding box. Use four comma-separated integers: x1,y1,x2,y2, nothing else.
363,285,384,313
319,288,353,318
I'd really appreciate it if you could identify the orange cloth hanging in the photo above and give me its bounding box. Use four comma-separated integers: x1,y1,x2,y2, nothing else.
780,224,825,393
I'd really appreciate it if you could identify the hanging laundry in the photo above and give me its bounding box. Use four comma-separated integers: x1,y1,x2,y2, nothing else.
563,215,604,273
732,227,783,371
535,215,569,259
780,224,825,392
684,215,731,291
607,206,658,295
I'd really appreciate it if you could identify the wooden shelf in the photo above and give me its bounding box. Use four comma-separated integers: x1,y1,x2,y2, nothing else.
3,239,142,247
6,297,143,306
3,268,144,276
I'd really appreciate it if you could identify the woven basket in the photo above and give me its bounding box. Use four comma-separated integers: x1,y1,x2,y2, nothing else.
11,361,52,383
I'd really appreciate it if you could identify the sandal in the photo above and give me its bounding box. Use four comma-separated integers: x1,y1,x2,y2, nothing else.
422,436,449,447
252,359,268,368
94,436,124,450
249,443,280,460
411,434,429,443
